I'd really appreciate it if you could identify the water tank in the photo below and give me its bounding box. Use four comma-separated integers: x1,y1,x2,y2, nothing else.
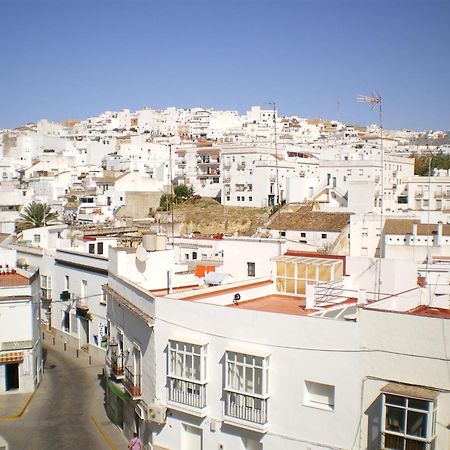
142,233,167,251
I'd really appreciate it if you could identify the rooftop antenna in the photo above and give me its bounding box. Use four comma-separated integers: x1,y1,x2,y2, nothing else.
357,91,383,300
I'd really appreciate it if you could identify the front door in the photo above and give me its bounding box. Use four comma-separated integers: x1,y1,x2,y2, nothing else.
5,363,19,391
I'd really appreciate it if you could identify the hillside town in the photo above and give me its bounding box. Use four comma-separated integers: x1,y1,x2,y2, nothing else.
1,105,450,450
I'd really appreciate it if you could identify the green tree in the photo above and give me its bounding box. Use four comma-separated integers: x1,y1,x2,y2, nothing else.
17,202,59,231
173,184,194,203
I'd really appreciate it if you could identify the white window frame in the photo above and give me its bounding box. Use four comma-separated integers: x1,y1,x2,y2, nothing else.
225,351,269,398
168,340,207,384
382,393,437,450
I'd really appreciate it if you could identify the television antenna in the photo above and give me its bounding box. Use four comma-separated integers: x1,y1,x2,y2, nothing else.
357,91,384,300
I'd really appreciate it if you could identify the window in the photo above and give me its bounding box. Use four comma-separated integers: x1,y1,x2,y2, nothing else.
97,242,104,255
226,196,230,201
225,351,269,425
41,275,52,300
247,262,256,277
168,340,207,409
382,390,437,450
192,251,197,260
33,234,41,243
88,243,95,254
304,381,335,411
300,232,306,238
249,196,252,202
64,275,70,291
321,233,327,239
280,231,286,237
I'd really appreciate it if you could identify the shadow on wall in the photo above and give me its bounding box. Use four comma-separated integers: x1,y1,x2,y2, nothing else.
366,394,382,450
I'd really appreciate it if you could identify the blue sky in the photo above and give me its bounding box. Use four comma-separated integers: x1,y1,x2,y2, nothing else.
1,0,449,130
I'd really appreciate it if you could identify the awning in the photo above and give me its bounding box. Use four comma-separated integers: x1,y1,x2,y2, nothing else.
0,352,24,364
107,378,129,403
381,382,440,401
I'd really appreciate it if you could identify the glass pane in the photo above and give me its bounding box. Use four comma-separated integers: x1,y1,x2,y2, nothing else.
193,355,200,381
245,366,254,393
386,406,405,433
276,262,285,276
254,357,263,367
276,277,286,291
307,264,316,279
193,345,201,354
185,354,193,379
384,434,404,450
244,354,254,365
170,341,176,349
296,279,306,294
319,265,330,282
237,365,244,391
185,344,193,353
176,353,183,377
286,278,295,293
334,262,344,279
407,411,427,438
254,367,263,395
297,263,306,278
385,395,406,407
227,362,234,389
286,262,295,277
170,350,175,374
409,398,429,411
404,438,426,450
237,353,244,364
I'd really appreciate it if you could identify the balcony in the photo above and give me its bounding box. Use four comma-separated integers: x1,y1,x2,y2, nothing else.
225,391,268,428
124,366,142,399
168,378,207,413
41,288,52,302
106,350,125,380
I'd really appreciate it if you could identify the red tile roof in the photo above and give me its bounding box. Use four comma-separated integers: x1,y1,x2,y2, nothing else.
0,273,29,288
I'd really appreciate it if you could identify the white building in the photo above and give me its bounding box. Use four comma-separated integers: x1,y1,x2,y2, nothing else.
0,248,42,394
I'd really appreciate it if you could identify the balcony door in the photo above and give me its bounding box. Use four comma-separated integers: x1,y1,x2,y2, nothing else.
182,424,202,450
80,317,89,346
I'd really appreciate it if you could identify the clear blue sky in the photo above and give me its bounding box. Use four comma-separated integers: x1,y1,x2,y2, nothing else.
1,0,449,130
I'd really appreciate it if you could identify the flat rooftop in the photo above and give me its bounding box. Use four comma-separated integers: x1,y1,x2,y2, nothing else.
227,294,310,316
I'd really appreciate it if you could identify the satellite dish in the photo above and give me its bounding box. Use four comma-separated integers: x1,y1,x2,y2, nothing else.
136,244,148,262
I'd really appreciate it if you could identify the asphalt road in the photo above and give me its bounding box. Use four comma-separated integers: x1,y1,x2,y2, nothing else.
0,342,123,450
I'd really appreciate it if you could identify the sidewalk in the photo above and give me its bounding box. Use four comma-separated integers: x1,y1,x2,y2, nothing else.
0,391,34,419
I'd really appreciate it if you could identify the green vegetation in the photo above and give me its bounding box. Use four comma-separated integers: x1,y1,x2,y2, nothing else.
159,184,195,211
412,151,450,176
17,202,59,231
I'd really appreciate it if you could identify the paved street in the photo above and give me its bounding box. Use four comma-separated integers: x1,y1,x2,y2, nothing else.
0,337,128,450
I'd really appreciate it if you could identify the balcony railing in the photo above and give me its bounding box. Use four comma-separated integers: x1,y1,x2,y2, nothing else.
383,433,434,450
106,351,125,379
124,366,141,398
169,378,207,409
41,288,52,302
225,391,268,425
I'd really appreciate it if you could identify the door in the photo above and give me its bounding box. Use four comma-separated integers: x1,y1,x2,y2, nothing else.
5,363,19,391
182,424,202,450
80,318,89,346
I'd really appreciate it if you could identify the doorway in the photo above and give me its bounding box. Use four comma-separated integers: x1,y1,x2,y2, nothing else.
5,363,19,391
80,318,89,346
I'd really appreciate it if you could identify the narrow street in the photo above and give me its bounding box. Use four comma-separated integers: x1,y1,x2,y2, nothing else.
0,339,128,450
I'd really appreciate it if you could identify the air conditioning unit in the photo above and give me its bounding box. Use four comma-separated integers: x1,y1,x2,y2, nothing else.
147,404,167,425
60,291,70,301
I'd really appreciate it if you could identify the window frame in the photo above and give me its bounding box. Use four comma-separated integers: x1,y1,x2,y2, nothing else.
168,340,207,384
382,392,437,450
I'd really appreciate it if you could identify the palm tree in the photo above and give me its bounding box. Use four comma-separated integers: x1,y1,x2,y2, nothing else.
17,202,59,231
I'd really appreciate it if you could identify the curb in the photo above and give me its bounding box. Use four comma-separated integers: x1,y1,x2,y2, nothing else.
91,415,118,450
0,390,36,420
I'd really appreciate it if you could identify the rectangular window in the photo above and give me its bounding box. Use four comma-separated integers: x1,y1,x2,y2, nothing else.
192,251,197,260
64,275,70,291
382,391,437,450
304,381,335,411
300,232,306,238
225,351,269,425
321,233,327,239
247,262,256,277
88,243,95,254
97,242,104,254
249,196,253,201
33,234,41,243
168,340,207,409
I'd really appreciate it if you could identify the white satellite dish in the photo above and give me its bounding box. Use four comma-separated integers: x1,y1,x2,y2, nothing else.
136,244,148,262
